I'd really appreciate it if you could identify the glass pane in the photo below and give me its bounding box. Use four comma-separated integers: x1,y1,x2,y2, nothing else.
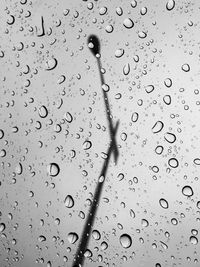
0,0,199,266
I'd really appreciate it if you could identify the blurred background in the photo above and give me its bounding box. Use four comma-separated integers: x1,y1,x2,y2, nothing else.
1,0,200,266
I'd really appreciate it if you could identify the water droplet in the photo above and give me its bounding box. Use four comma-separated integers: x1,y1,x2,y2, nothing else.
190,236,198,245
92,230,101,240
0,129,4,139
15,163,23,175
152,121,164,133
47,261,52,267
166,0,175,11
67,232,78,244
159,198,169,209
123,18,134,29
164,78,172,87
123,63,130,75
194,158,200,165
121,132,127,141
131,1,137,8
105,25,114,33
47,163,60,177
138,31,147,38
130,209,135,218
64,195,74,208
145,85,154,93
0,223,6,232
115,48,124,58
182,63,190,72
117,173,124,181
99,6,107,15
182,185,193,197
38,235,46,242
163,95,171,105
98,175,105,183
83,140,92,150
140,7,147,15
84,249,93,258
155,145,164,155
131,112,139,122
171,218,178,225
168,158,179,168
64,112,73,123
101,241,108,250
120,234,132,248
116,7,123,16
141,219,149,227
38,105,48,118
45,57,57,70
164,132,176,143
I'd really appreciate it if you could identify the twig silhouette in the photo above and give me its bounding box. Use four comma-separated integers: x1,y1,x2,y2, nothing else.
71,35,119,267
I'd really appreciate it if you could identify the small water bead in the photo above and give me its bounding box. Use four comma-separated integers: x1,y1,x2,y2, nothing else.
130,209,135,218
190,236,198,245
131,112,139,122
67,232,78,244
140,7,147,15
99,6,107,15
168,158,179,168
164,132,176,143
45,57,57,70
47,163,60,177
64,112,73,123
182,185,193,197
138,31,147,38
105,25,114,33
171,218,178,225
101,241,108,250
0,129,4,139
166,0,175,11
155,145,164,155
47,261,52,267
123,18,134,29
117,173,124,181
141,219,149,227
83,140,92,150
197,201,200,209
164,78,172,87
194,158,200,165
38,105,48,118
182,63,190,72
15,163,23,175
84,249,93,258
131,1,137,8
98,175,105,183
121,132,127,141
115,48,124,58
102,84,110,92
120,234,132,248
145,85,154,93
116,7,123,16
159,198,169,209
163,95,171,105
38,235,46,242
0,223,6,232
92,230,101,240
115,93,122,99
152,121,164,134
123,63,130,75
191,229,198,236
64,195,74,208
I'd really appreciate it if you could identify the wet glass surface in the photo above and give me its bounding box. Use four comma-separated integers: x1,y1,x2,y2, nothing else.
1,0,200,266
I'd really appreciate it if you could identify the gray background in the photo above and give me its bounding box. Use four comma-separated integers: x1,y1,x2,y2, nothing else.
0,0,200,266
